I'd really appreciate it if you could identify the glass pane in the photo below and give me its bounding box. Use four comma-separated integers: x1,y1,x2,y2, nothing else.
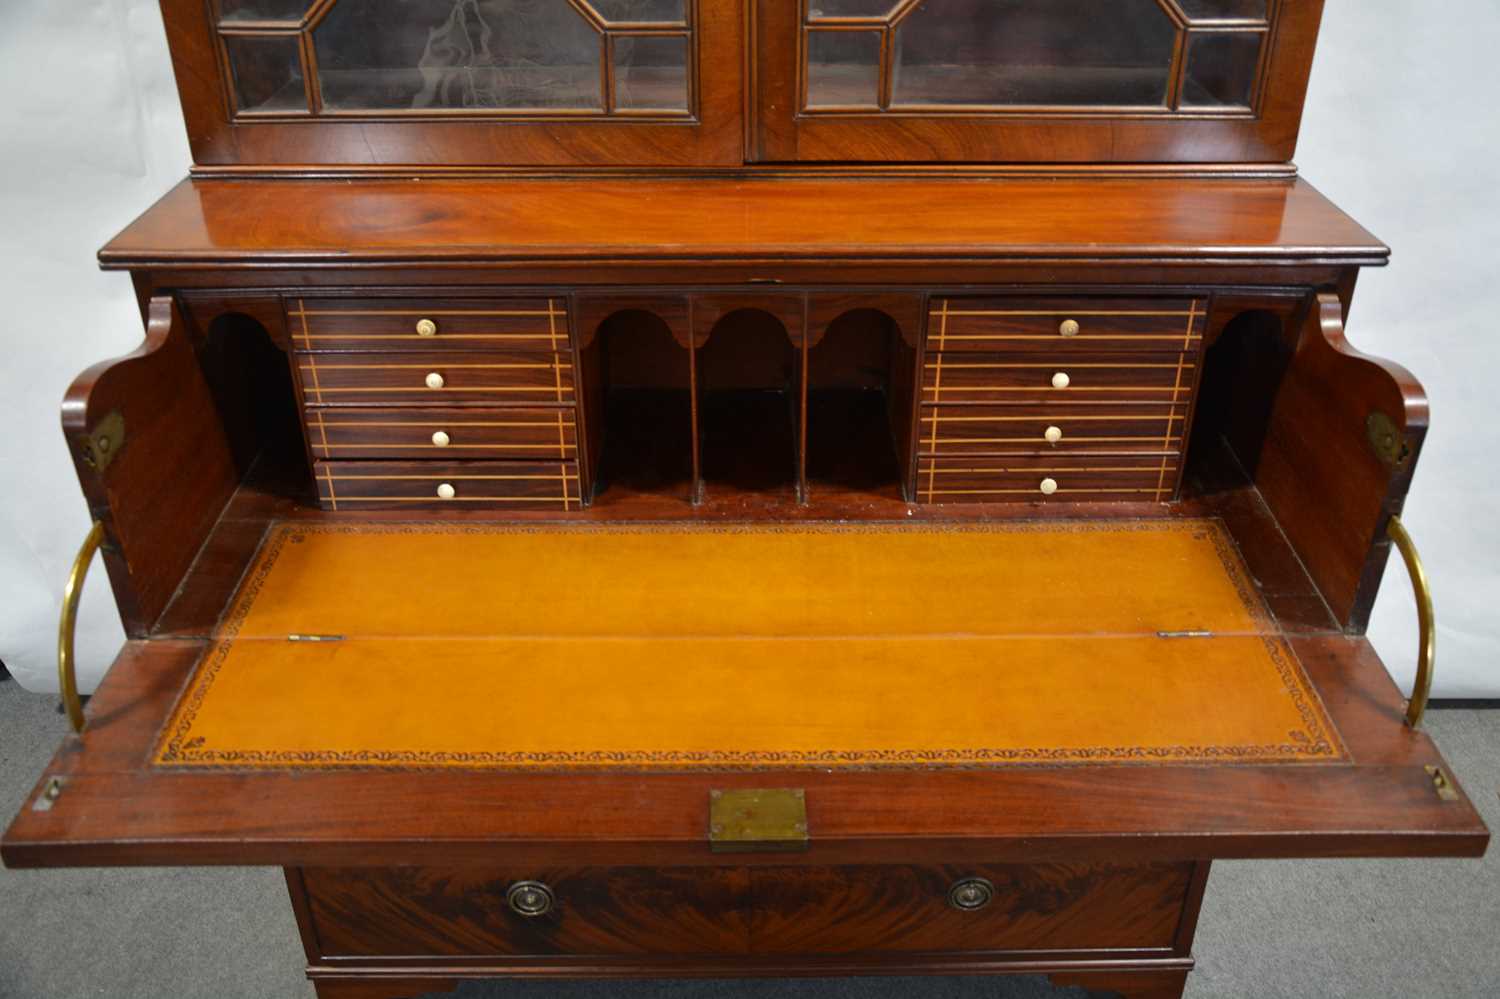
891,0,1178,108
614,34,688,110
587,0,686,24
1180,31,1263,108
1176,0,1269,21
224,34,307,112
219,0,311,22
314,0,604,111
806,30,881,107
808,1,901,18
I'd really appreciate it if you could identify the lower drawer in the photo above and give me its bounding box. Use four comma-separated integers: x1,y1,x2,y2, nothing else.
916,453,1182,504
750,862,1191,954
306,406,577,461
314,460,582,511
297,862,1194,959
300,866,753,957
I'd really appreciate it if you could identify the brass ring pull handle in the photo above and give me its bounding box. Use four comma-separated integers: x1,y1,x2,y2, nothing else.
506,881,555,917
1386,515,1435,728
948,877,995,911
57,521,105,735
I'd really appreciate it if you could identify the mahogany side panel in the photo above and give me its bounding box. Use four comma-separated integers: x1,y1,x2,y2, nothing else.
60,295,239,636
1252,292,1429,629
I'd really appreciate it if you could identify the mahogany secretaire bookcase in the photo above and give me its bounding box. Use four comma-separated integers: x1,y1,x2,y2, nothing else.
3,3,1489,998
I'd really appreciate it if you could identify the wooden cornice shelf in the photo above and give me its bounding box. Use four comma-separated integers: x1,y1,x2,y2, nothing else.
100,176,1388,271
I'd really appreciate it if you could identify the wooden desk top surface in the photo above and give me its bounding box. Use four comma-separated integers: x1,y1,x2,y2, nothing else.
11,510,1485,871
100,175,1387,270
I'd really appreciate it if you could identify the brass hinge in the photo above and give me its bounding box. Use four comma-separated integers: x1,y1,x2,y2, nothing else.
1158,630,1214,639
1425,765,1460,802
287,634,344,643
32,777,65,812
709,788,809,854
1367,411,1411,467
78,410,125,474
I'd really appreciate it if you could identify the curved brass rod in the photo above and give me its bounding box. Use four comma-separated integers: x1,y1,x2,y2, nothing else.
57,521,106,735
1386,515,1435,728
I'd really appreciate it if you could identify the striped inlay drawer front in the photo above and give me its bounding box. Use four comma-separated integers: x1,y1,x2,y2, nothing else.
314,461,582,511
289,297,570,353
917,454,1182,504
306,407,577,461
922,353,1196,405
918,403,1186,456
928,297,1206,353
298,350,574,405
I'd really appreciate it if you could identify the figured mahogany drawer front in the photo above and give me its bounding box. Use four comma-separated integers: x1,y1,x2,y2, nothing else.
289,297,570,353
922,352,1196,406
928,297,1207,353
916,453,1181,504
918,403,1187,457
298,861,1192,959
301,866,755,957
749,862,1192,954
298,350,575,406
306,407,577,461
314,460,582,511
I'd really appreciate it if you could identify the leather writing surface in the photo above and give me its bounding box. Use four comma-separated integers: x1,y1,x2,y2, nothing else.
154,520,1344,769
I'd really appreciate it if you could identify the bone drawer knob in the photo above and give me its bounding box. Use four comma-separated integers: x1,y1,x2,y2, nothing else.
1044,425,1064,444
1059,319,1080,337
1039,478,1059,496
436,483,456,500
1051,372,1071,389
416,318,438,337
431,431,451,447
425,372,446,390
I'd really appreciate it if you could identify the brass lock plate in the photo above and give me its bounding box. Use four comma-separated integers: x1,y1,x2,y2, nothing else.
709,788,809,853
80,410,126,474
1367,411,1409,467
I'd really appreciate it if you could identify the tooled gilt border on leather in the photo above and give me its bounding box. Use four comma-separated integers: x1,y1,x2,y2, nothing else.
152,519,1347,771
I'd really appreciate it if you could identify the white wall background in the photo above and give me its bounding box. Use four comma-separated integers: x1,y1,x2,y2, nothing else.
0,1,1496,696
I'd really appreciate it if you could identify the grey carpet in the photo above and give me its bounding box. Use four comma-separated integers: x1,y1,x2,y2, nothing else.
0,680,1494,998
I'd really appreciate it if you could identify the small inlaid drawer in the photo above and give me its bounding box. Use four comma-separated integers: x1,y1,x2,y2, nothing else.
922,352,1196,405
289,297,570,353
928,296,1207,353
298,350,574,406
916,453,1182,504
306,407,578,461
918,403,1186,456
314,460,582,511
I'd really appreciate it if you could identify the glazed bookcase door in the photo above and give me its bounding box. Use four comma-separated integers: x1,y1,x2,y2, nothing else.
753,0,1323,163
173,0,742,167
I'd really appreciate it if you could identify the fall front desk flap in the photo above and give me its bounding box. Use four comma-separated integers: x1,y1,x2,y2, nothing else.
153,520,1344,770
